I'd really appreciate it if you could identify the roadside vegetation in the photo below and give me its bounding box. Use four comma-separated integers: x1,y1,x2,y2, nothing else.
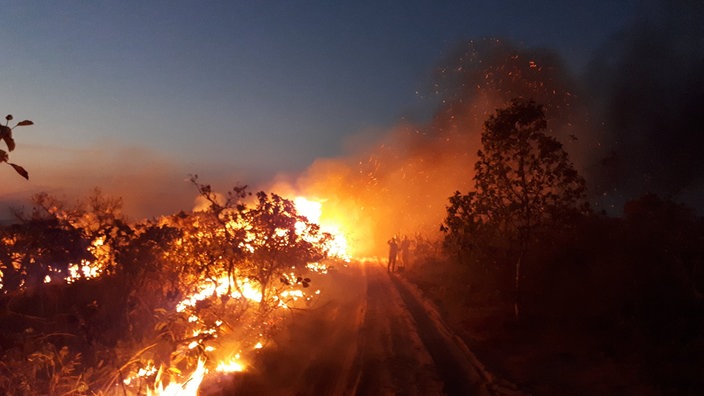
0,180,336,394
2,97,702,395
404,100,704,395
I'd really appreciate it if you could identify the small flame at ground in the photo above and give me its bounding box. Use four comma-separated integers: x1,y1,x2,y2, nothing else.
215,354,246,373
147,358,206,396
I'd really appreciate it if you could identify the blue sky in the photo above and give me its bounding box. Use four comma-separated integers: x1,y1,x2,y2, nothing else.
0,1,637,219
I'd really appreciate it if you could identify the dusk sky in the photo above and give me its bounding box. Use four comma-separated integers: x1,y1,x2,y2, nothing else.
0,1,640,219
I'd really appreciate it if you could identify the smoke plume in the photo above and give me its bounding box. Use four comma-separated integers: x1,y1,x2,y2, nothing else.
289,1,704,256
584,0,704,210
288,38,588,257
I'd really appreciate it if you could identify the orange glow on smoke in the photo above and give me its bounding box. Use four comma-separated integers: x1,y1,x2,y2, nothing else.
294,196,350,261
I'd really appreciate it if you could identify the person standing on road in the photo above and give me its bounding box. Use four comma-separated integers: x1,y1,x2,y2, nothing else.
387,237,398,273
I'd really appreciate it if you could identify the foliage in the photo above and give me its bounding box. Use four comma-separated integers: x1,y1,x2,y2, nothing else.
441,191,476,259
0,180,335,394
2,217,91,291
0,114,33,180
0,340,91,395
474,99,586,235
443,99,586,254
442,99,587,317
0,190,132,294
184,176,329,308
244,190,328,307
423,194,704,394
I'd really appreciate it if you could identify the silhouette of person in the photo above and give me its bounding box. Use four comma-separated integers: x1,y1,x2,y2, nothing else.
387,237,398,273
400,236,411,270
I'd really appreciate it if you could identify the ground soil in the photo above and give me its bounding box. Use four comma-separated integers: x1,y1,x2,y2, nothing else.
403,263,661,395
203,261,494,395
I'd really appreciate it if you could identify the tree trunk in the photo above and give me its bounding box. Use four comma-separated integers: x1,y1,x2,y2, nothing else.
514,246,526,320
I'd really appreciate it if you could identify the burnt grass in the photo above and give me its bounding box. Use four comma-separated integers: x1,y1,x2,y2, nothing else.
404,198,704,395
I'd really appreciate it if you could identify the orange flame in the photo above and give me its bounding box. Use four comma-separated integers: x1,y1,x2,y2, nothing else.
120,194,350,395
294,196,350,261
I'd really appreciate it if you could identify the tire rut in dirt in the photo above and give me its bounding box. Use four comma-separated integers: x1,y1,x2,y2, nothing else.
355,266,443,396
391,275,486,396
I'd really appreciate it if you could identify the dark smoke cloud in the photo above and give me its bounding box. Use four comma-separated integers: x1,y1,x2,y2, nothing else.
584,0,704,211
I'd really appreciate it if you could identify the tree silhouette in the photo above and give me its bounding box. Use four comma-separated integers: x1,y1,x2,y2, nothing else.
444,99,587,317
475,99,586,233
0,114,33,179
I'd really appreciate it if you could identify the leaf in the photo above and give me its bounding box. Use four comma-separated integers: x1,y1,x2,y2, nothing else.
3,135,15,151
9,163,28,179
0,150,7,163
0,126,11,152
16,120,34,126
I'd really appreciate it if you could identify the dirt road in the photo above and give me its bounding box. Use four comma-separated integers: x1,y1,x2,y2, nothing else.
205,261,492,395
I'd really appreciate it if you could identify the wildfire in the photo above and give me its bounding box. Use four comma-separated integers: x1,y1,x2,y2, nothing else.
215,354,246,373
119,194,350,395
175,276,263,314
39,235,113,285
294,196,350,261
0,191,353,395
146,358,206,396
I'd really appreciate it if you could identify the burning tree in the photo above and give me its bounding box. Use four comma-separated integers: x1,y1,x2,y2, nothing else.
243,190,328,309
108,178,336,393
183,177,330,311
0,190,133,291
443,99,587,317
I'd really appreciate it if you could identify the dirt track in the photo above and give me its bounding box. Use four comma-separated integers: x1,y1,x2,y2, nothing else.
205,261,492,395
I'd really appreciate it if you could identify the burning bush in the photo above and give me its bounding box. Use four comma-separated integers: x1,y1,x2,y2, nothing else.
0,181,342,394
